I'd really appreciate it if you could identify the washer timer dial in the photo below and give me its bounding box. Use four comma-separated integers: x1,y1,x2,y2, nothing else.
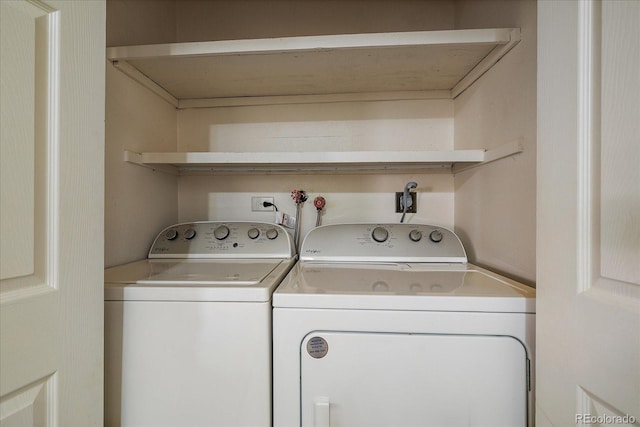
371,227,389,243
214,225,230,240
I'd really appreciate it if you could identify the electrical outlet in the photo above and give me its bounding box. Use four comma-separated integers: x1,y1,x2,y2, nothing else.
252,196,274,212
395,192,417,213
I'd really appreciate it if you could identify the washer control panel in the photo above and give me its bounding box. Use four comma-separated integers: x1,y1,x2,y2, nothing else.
148,221,294,259
301,223,467,263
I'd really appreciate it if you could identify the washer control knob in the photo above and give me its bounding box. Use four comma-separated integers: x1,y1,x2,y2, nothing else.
266,228,279,240
165,229,178,240
371,226,389,243
372,281,389,292
247,228,260,239
214,225,230,240
429,230,443,243
184,228,196,240
409,230,422,242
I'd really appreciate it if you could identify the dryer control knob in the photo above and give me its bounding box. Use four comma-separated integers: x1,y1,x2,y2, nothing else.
184,228,197,240
266,228,279,240
214,225,230,240
429,230,443,243
247,228,260,240
165,229,178,240
371,226,389,243
409,230,422,242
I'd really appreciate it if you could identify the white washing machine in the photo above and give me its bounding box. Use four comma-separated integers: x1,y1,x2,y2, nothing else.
273,223,535,427
104,221,296,427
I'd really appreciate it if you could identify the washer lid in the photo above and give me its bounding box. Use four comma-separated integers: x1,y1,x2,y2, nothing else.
105,258,294,302
273,262,535,313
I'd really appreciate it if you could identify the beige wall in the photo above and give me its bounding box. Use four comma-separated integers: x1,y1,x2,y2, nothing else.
453,0,537,284
104,0,537,282
178,173,455,239
104,61,179,267
106,0,176,46
176,99,456,239
171,0,458,245
105,0,180,266
175,0,455,42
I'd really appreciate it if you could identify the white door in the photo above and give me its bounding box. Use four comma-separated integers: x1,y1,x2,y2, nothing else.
537,0,640,425
0,0,105,425
301,332,529,427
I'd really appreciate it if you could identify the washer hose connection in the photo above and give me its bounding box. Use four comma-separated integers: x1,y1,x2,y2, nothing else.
400,181,417,223
291,190,307,251
314,196,326,227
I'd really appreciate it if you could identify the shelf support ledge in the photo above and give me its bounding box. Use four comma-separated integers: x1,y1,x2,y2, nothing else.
452,139,524,174
124,150,178,175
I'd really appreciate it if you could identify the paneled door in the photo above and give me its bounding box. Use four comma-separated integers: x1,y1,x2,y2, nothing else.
537,0,639,425
0,1,105,425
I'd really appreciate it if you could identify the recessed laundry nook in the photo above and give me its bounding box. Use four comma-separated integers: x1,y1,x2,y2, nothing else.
104,2,539,424
98,0,640,425
3,0,636,426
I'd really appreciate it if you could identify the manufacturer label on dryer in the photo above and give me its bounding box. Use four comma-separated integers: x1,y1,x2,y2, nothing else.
307,336,329,359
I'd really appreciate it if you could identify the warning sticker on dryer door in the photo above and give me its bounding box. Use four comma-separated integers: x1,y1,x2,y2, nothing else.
307,336,329,359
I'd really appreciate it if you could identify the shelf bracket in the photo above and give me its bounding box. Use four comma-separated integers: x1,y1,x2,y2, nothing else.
124,150,178,175
451,28,521,99
111,61,179,108
452,139,524,174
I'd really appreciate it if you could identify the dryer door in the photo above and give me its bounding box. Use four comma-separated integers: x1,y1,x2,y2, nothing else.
301,332,529,427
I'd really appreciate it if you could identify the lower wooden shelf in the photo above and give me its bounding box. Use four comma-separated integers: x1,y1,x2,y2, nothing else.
124,142,523,175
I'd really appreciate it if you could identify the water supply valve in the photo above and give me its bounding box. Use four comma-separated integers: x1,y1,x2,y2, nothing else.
313,196,326,210
290,189,307,251
313,196,326,227
291,189,308,204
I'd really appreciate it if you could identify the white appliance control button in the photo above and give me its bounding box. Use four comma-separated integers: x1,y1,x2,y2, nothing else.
165,229,178,240
429,230,443,243
248,228,260,239
371,226,389,243
409,230,422,242
214,225,230,240
372,281,389,292
266,228,279,240
184,229,196,240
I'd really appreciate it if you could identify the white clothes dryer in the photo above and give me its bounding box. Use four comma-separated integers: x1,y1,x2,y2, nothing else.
273,223,535,427
105,221,296,427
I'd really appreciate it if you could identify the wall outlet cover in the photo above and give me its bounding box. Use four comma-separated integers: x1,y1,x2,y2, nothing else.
252,196,274,211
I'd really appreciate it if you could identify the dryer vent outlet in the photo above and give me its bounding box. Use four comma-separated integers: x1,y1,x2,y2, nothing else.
395,192,417,213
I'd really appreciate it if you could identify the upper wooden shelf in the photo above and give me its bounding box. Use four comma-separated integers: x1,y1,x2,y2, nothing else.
107,28,520,108
124,149,483,175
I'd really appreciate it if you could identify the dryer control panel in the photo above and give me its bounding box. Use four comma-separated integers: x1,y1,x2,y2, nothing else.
301,223,467,263
148,221,295,259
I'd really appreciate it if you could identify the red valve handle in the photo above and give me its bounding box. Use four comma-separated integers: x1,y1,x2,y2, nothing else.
314,196,326,210
291,189,307,203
